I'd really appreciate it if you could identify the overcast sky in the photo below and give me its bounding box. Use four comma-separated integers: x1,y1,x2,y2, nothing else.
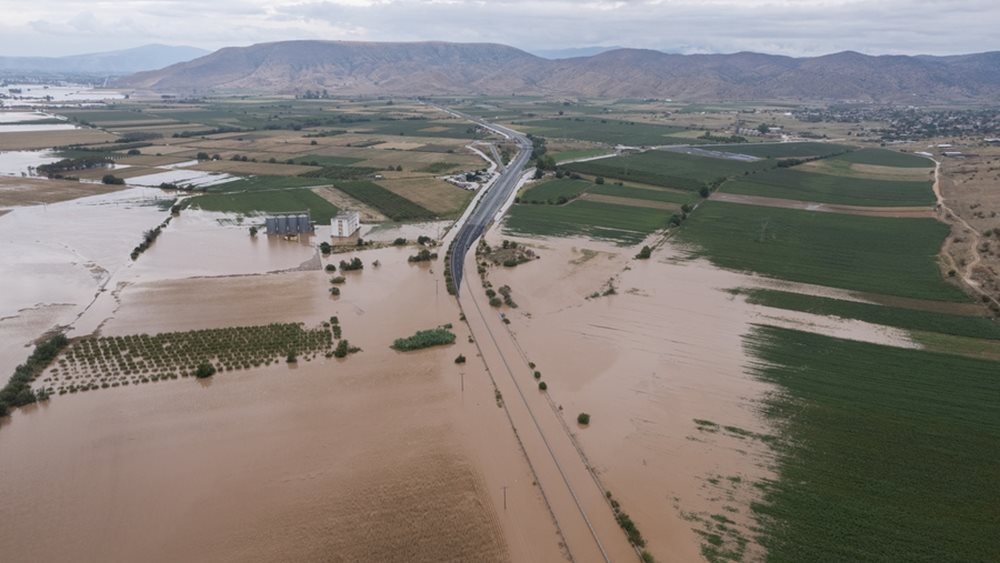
2,0,998,58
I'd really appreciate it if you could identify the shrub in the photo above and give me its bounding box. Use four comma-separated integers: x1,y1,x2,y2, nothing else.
455,354,467,364
391,328,457,351
319,242,332,254
339,257,363,271
636,245,652,260
329,286,341,296
538,381,548,391
330,276,346,284
102,174,125,185
325,264,336,272
393,237,407,246
595,176,605,185
489,296,503,307
194,363,216,378
533,370,541,380
286,352,297,363
577,412,591,425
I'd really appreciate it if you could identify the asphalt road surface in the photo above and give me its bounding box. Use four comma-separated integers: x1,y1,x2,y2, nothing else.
442,107,532,296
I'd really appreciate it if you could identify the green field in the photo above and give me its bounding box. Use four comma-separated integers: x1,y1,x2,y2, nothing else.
709,142,853,159
745,325,1000,563
355,118,478,139
519,118,697,146
739,288,1000,340
292,154,365,167
676,201,966,301
335,181,436,221
565,150,775,191
205,175,326,193
721,168,935,207
589,184,694,206
505,200,670,245
520,179,592,203
192,188,339,222
835,148,934,168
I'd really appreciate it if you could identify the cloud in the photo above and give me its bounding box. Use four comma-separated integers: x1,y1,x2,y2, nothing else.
2,0,999,57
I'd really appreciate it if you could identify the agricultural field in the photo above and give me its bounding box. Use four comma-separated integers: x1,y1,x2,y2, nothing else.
565,150,776,191
738,288,1000,340
38,323,337,395
745,325,1000,563
520,178,592,203
708,141,853,159
515,117,700,146
378,177,473,217
504,199,671,245
334,181,437,221
720,167,936,207
836,148,934,168
676,201,966,301
191,187,340,222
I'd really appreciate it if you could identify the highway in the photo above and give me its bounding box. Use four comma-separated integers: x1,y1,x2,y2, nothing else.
437,106,533,295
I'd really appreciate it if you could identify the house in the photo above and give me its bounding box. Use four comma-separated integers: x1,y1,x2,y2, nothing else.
331,210,360,238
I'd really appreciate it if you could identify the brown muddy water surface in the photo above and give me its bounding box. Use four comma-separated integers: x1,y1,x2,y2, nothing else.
1,207,563,562
479,231,917,561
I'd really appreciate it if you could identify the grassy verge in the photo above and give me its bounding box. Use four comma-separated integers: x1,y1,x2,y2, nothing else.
737,288,1000,339
745,325,1000,563
676,201,966,301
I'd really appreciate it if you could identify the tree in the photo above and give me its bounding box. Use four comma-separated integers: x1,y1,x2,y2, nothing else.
325,264,336,272
286,352,297,363
319,242,332,254
249,226,258,237
102,174,125,185
196,152,210,161
635,246,652,259
757,123,770,134
455,354,466,364
595,176,605,185
538,381,548,391
127,149,142,156
698,186,711,198
195,363,216,378
577,412,591,425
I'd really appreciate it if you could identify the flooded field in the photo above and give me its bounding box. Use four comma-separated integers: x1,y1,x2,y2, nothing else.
0,149,60,176
476,229,920,561
0,195,565,561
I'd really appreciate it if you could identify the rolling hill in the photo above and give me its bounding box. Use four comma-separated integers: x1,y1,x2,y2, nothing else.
116,40,1000,102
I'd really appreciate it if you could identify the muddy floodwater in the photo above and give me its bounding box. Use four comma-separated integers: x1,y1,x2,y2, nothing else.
0,200,565,561
0,149,60,176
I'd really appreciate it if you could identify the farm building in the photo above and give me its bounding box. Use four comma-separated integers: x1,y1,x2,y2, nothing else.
265,211,313,235
332,210,360,238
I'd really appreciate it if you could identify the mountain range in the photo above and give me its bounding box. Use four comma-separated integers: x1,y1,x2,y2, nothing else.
117,40,1000,102
0,44,210,75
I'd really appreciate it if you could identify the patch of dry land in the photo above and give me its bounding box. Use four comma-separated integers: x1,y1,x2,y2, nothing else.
0,128,116,150
0,176,126,206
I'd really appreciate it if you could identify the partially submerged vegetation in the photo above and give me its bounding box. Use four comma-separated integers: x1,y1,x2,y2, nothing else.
744,325,1000,562
0,334,68,417
390,326,457,351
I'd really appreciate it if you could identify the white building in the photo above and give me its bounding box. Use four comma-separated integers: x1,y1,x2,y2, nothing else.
331,210,360,238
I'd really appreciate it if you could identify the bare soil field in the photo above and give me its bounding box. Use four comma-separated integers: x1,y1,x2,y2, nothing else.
710,192,935,218
0,176,125,206
380,177,474,215
312,187,388,222
0,128,116,150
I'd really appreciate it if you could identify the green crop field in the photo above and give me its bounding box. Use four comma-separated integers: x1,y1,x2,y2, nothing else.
504,200,670,245
721,168,935,207
738,288,1000,340
192,187,339,222
335,181,436,221
676,201,966,301
835,148,934,168
355,118,478,139
565,150,775,191
589,183,695,205
205,175,326,193
709,142,853,159
520,179,592,203
292,154,365,167
745,325,1000,563
518,117,698,146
